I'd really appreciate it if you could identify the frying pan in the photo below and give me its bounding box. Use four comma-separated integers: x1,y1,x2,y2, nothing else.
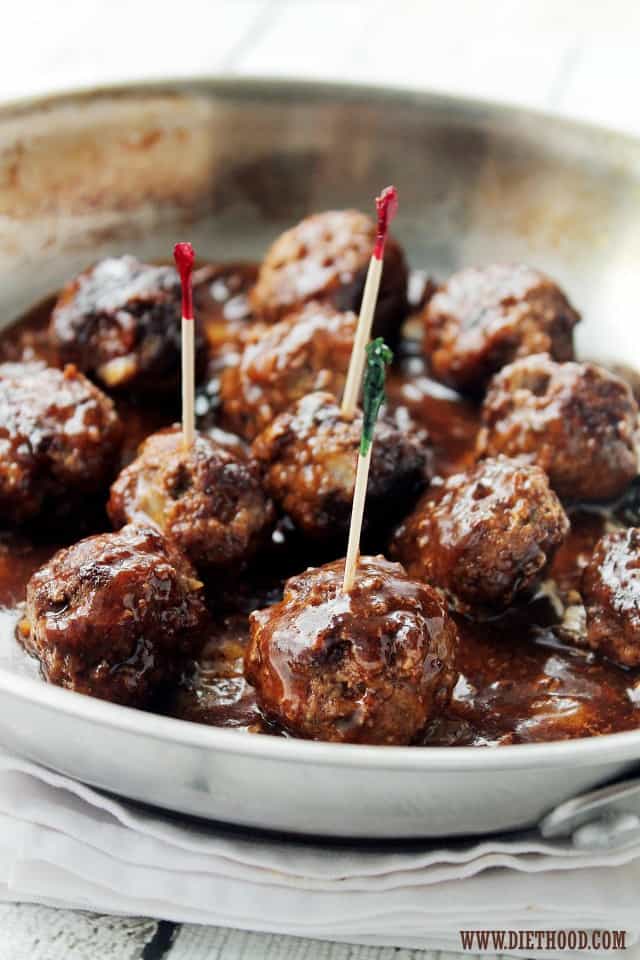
0,77,639,838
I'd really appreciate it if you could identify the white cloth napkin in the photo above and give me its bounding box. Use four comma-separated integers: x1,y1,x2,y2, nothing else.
0,751,638,958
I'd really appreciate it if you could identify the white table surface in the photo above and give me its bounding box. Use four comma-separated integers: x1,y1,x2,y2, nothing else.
1,1,639,957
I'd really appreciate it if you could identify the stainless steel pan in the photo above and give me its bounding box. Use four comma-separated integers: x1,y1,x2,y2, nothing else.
0,78,639,838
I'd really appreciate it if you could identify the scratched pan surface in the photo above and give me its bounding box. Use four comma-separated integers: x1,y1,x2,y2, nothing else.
0,78,639,838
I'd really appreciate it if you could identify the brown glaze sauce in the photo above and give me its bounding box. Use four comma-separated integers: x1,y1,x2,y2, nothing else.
3,265,640,745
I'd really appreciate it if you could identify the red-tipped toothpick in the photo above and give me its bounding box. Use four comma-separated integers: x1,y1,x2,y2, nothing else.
341,186,398,418
174,242,196,449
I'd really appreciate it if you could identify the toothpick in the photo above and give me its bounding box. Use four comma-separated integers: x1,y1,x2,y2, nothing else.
343,339,393,593
174,242,196,449
341,186,398,418
342,446,372,594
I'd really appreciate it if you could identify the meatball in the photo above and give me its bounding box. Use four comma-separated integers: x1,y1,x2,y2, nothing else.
477,354,639,502
249,209,408,337
581,528,640,667
422,264,580,393
220,302,356,440
245,556,458,744
50,255,204,392
108,426,274,572
391,456,569,609
252,391,428,541
20,524,208,707
0,361,122,525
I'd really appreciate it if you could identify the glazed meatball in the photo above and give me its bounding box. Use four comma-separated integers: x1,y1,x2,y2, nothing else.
477,354,639,502
50,255,204,392
20,524,208,707
245,556,458,744
252,391,428,541
108,426,274,572
220,302,356,440
581,528,640,667
250,209,408,337
392,456,569,609
0,361,122,525
422,264,580,393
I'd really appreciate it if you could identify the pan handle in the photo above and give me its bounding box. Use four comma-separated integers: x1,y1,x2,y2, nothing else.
540,773,640,850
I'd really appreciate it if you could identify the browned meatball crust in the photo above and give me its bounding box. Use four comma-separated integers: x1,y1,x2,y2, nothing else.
252,391,429,541
50,255,204,392
0,361,122,525
392,456,569,609
477,354,639,502
220,302,356,440
20,524,208,706
422,264,580,393
250,210,408,338
245,556,458,744
581,528,640,667
108,426,274,572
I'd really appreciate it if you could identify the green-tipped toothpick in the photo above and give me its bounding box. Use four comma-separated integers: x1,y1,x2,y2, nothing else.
342,338,393,592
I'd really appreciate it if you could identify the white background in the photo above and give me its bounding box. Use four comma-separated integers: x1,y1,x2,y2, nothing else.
2,0,640,135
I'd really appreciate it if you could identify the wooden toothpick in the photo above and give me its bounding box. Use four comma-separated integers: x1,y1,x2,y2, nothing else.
341,186,398,418
342,338,393,593
174,241,196,450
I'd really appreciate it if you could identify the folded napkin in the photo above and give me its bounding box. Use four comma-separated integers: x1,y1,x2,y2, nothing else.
0,751,638,958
